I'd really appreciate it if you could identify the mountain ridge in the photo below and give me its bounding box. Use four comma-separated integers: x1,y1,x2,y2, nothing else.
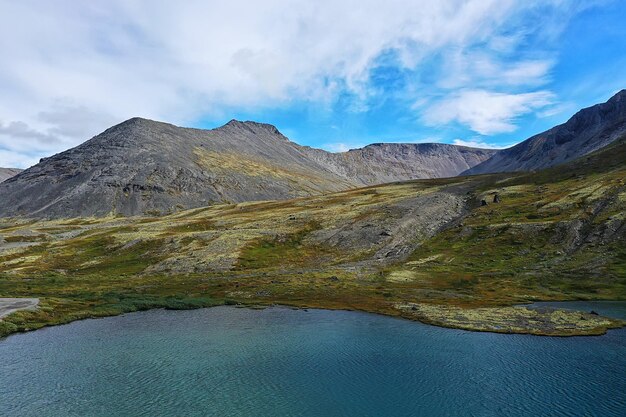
2,89,624,219
0,118,495,218
464,89,626,175
1,128,624,338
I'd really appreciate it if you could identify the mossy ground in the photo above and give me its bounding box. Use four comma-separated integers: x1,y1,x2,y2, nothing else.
1,140,625,338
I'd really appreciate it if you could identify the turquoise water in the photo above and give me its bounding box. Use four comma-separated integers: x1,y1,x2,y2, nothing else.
1,304,625,417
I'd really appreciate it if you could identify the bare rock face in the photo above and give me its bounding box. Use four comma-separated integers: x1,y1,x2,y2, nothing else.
0,168,22,183
0,118,495,218
465,89,626,175
307,142,496,186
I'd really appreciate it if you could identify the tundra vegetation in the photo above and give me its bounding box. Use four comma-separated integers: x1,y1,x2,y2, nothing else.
0,137,625,338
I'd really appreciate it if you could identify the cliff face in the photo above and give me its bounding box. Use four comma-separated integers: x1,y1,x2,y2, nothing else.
465,90,626,175
0,118,494,218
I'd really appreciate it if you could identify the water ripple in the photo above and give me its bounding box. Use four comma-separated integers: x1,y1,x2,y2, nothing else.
1,305,624,417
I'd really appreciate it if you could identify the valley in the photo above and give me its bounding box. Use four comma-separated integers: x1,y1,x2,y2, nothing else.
3,4,626,416
1,135,624,338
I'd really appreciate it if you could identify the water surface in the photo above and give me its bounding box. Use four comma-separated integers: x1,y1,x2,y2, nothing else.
1,303,625,417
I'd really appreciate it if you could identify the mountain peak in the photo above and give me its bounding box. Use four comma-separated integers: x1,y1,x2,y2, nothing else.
221,119,282,136
609,89,626,103
101,117,175,137
115,117,172,129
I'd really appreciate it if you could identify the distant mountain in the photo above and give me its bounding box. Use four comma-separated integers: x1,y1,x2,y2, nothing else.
0,168,22,183
465,89,626,175
308,142,495,186
0,118,495,218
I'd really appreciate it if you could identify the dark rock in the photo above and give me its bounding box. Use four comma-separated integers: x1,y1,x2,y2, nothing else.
493,193,500,203
590,310,599,315
481,199,488,206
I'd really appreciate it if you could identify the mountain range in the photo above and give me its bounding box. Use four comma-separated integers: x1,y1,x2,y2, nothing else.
1,89,625,338
0,90,624,219
0,118,495,218
1,118,624,337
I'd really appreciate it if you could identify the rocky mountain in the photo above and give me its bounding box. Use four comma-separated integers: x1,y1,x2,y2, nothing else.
465,89,626,175
2,129,624,338
0,118,495,218
308,142,495,185
0,168,22,183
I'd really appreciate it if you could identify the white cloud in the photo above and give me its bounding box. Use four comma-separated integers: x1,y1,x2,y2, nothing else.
423,89,554,135
0,0,592,167
452,138,513,149
437,52,554,90
0,121,58,144
0,149,41,169
536,102,574,118
500,60,554,85
321,136,441,153
322,142,357,153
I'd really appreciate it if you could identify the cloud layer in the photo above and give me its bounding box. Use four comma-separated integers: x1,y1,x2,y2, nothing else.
0,0,596,167
423,90,555,135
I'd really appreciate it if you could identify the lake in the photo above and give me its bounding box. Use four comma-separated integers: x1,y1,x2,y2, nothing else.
1,303,625,416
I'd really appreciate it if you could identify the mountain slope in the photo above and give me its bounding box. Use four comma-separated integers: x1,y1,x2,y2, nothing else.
1,133,624,337
465,89,626,175
0,168,22,183
0,118,494,218
308,142,495,185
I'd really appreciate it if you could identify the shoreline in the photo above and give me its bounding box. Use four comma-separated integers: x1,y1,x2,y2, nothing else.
1,298,624,341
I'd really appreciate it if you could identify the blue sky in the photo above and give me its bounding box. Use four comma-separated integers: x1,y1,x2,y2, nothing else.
1,0,625,167
210,1,626,151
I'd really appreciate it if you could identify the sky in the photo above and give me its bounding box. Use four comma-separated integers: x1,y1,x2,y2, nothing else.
0,0,625,168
